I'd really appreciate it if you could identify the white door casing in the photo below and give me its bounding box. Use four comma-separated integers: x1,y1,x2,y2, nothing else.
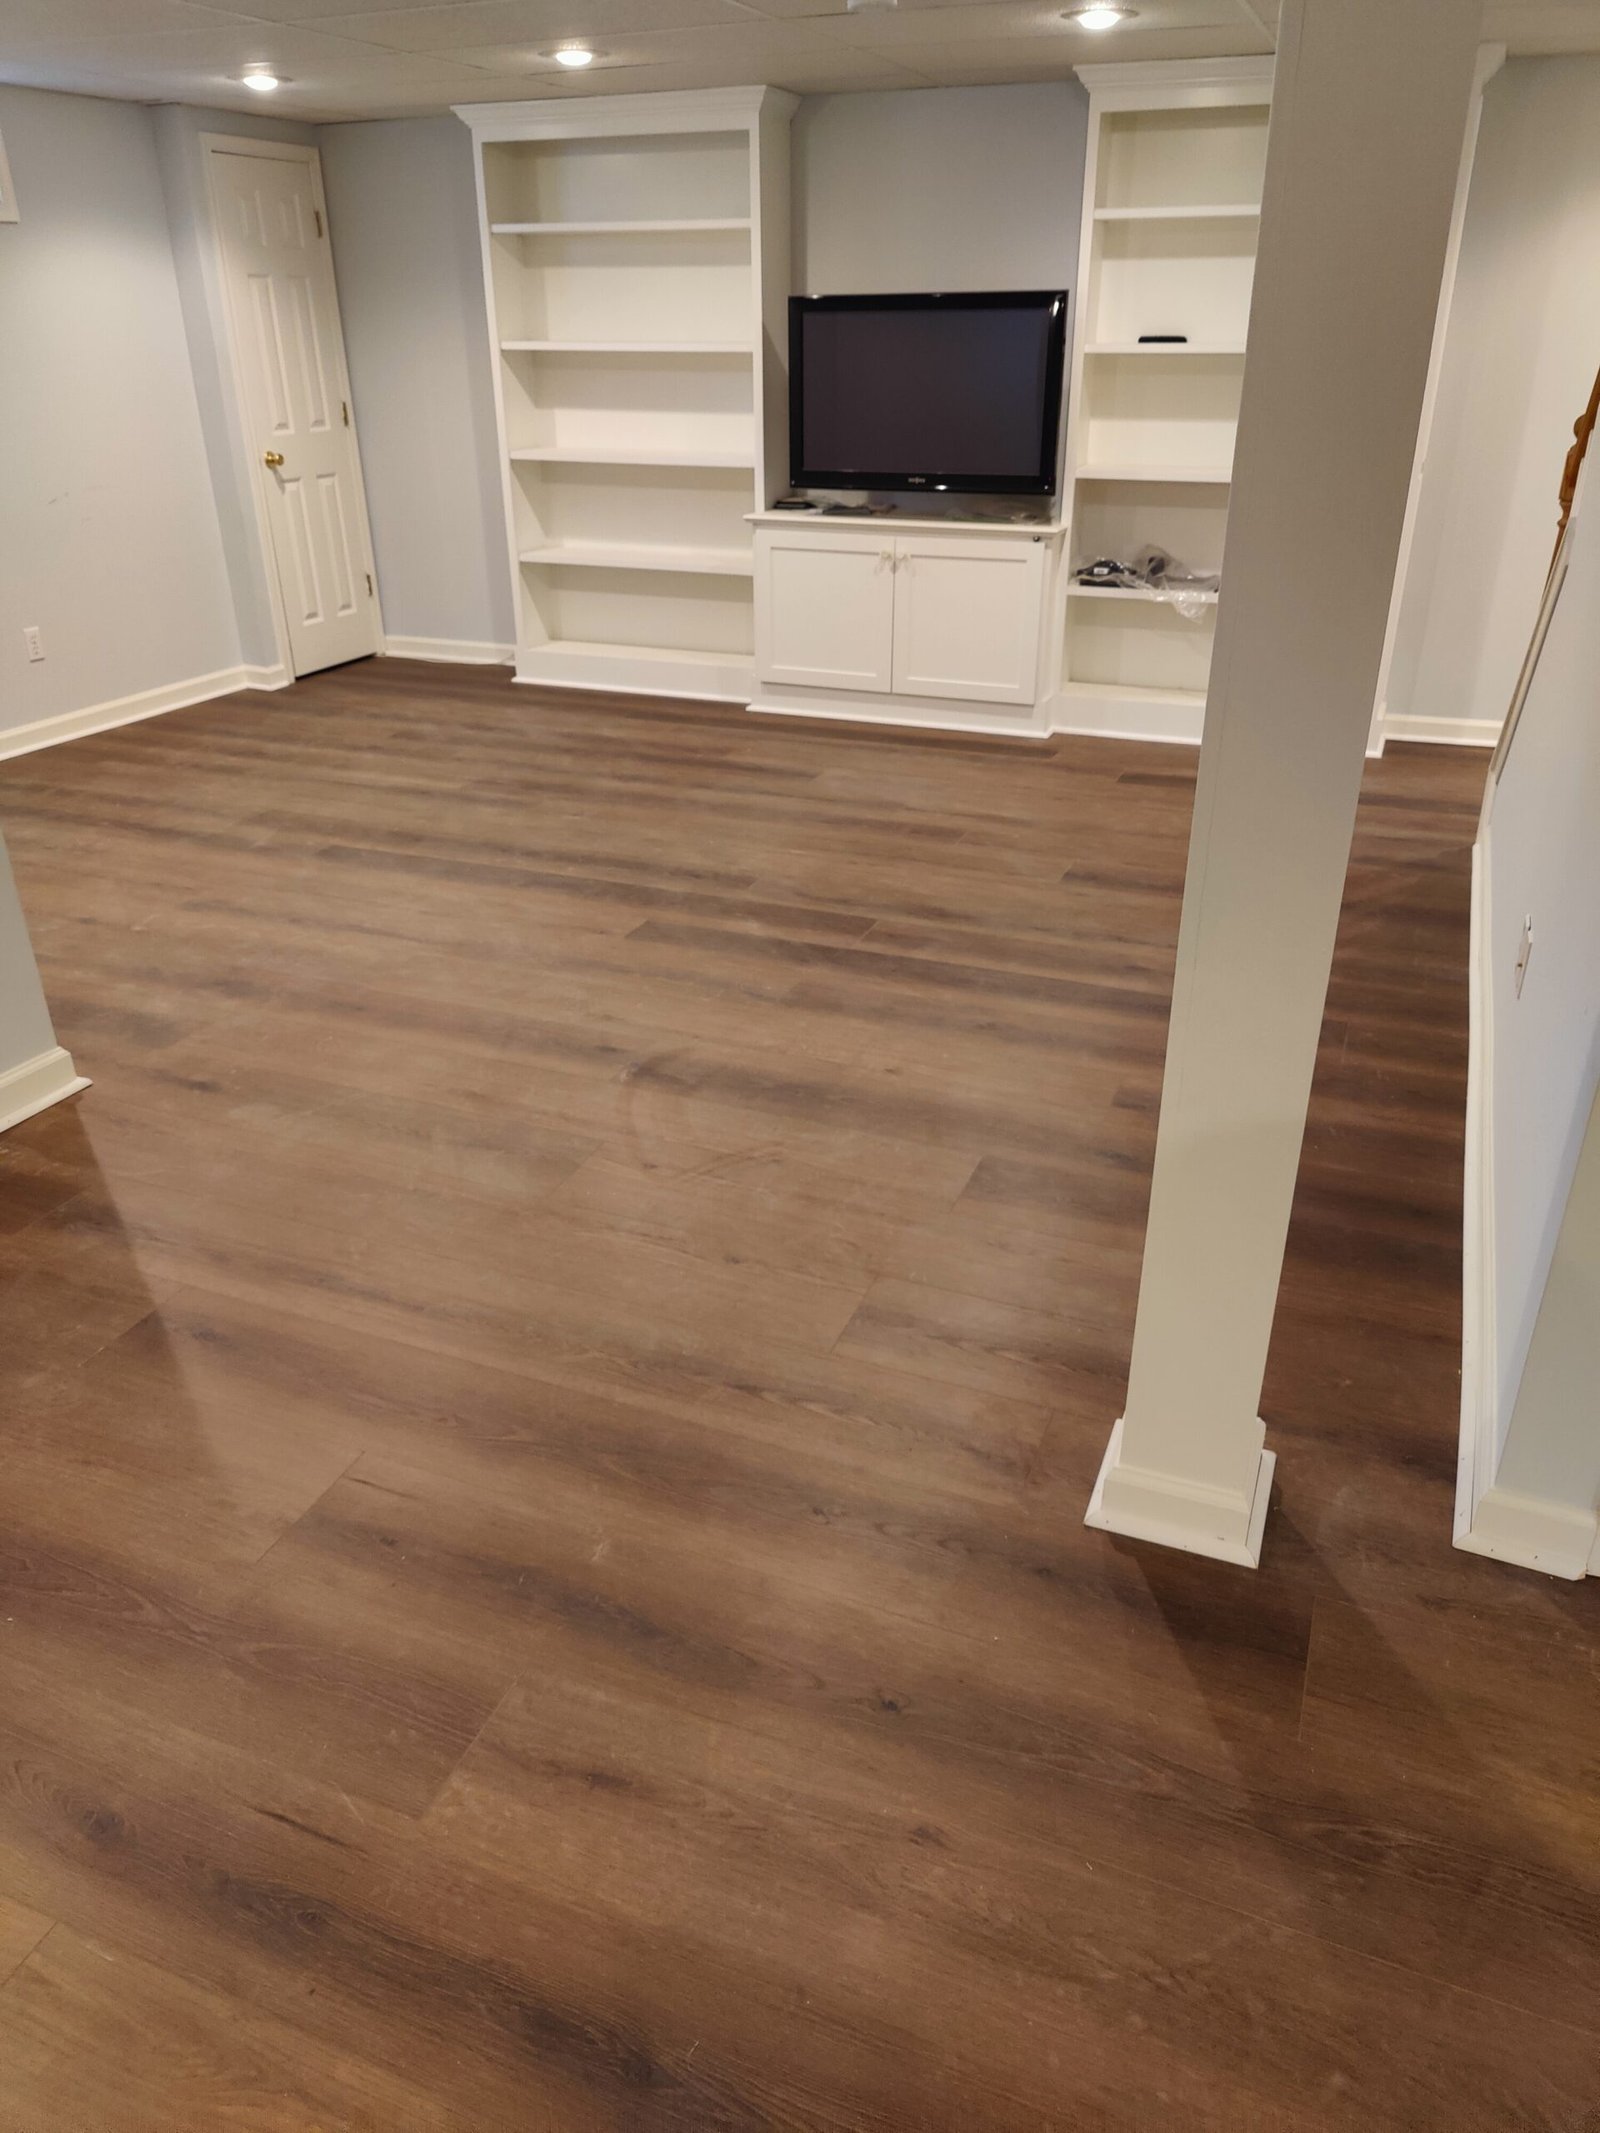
890,536,1047,706
754,529,895,693
209,143,379,677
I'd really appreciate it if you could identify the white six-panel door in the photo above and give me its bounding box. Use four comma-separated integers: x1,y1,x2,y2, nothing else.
211,145,379,677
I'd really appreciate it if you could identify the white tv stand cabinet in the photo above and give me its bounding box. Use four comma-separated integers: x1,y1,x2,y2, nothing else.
750,513,1068,737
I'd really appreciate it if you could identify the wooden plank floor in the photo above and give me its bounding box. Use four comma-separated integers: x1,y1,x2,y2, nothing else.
0,658,1595,2130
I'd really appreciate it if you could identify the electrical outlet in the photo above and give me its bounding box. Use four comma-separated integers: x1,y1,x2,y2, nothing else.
1514,914,1534,997
22,625,43,663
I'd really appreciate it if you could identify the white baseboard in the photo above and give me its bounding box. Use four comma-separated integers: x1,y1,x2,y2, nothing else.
1084,1415,1276,1569
383,636,515,666
520,646,749,702
1455,1483,1597,1581
1450,834,1595,1580
1048,690,1203,747
0,663,276,762
1382,714,1501,747
1455,841,1498,1552
749,689,1051,740
0,1046,90,1134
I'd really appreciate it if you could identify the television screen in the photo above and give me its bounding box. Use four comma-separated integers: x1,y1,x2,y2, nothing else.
789,291,1068,496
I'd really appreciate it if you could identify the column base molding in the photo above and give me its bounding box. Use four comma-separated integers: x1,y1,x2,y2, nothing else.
0,1045,90,1134
1084,1416,1276,1569
1455,1483,1597,1582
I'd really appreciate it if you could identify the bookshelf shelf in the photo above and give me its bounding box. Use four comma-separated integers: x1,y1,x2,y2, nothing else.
1093,204,1260,222
490,217,752,235
519,542,755,577
461,89,797,702
1058,62,1271,737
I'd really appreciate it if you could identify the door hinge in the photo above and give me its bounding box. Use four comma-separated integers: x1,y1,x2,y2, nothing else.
341,400,350,427
365,572,374,597
313,207,324,238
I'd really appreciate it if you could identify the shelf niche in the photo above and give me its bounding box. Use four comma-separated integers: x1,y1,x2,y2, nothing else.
481,130,752,227
1059,60,1271,730
460,88,796,704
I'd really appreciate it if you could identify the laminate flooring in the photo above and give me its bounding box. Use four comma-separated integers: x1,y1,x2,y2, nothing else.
0,659,1595,2130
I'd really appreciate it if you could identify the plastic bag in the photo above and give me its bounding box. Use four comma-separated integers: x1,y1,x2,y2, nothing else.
1071,544,1219,621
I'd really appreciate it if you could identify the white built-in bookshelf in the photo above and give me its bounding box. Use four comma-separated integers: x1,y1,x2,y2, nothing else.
457,89,796,702
1056,60,1273,741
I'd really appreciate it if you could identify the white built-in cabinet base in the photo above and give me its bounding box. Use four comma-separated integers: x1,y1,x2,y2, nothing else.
514,641,754,703
751,514,1068,737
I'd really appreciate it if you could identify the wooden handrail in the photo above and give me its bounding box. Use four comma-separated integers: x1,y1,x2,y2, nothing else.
1554,364,1600,567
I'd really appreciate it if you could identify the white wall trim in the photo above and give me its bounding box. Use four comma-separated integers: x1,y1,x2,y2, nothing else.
1085,1416,1276,1568
1050,702,1201,747
1381,714,1501,748
1367,43,1506,754
0,1046,90,1134
0,663,284,762
1452,502,1596,1577
1456,1482,1597,1581
243,662,293,690
1455,838,1499,1546
454,85,797,144
750,689,1051,740
382,635,514,666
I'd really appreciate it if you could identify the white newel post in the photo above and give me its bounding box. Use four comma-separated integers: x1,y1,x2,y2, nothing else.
0,833,88,1134
1085,0,1485,1566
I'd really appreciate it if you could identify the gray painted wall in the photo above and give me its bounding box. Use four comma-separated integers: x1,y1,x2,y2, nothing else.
1385,57,1600,736
0,836,60,1078
791,82,1088,295
315,82,1091,650
0,85,239,738
319,114,514,652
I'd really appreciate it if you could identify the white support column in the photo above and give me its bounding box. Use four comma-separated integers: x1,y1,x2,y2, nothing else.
0,834,87,1134
1461,1081,1600,1580
1085,0,1485,1567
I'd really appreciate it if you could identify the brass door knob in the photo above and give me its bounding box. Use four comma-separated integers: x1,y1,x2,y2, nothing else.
263,450,285,468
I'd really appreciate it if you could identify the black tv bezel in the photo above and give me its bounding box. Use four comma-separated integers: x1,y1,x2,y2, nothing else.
788,289,1070,498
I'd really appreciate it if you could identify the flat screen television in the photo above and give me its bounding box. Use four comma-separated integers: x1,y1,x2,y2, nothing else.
789,290,1069,497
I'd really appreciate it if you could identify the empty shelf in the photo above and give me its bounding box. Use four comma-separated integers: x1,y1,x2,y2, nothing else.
1057,678,1208,707
1068,583,1218,605
1093,204,1261,221
527,639,755,669
1076,464,1233,485
490,218,752,235
501,339,750,356
508,446,755,468
519,542,754,577
1083,343,1247,357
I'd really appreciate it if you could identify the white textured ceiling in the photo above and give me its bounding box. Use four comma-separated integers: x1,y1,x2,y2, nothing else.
0,0,1596,123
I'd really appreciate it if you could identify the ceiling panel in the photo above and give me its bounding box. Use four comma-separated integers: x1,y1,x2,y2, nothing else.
902,25,1265,82
1483,0,1600,49
4,0,1600,122
448,21,934,88
289,0,747,45
816,0,1260,52
0,0,250,36
0,17,509,109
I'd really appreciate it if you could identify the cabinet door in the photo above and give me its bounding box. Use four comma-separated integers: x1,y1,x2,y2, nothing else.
755,529,895,693
890,536,1048,705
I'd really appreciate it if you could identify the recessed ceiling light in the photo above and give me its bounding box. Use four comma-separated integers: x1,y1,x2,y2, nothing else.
240,69,281,91
551,46,596,68
1063,3,1138,27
